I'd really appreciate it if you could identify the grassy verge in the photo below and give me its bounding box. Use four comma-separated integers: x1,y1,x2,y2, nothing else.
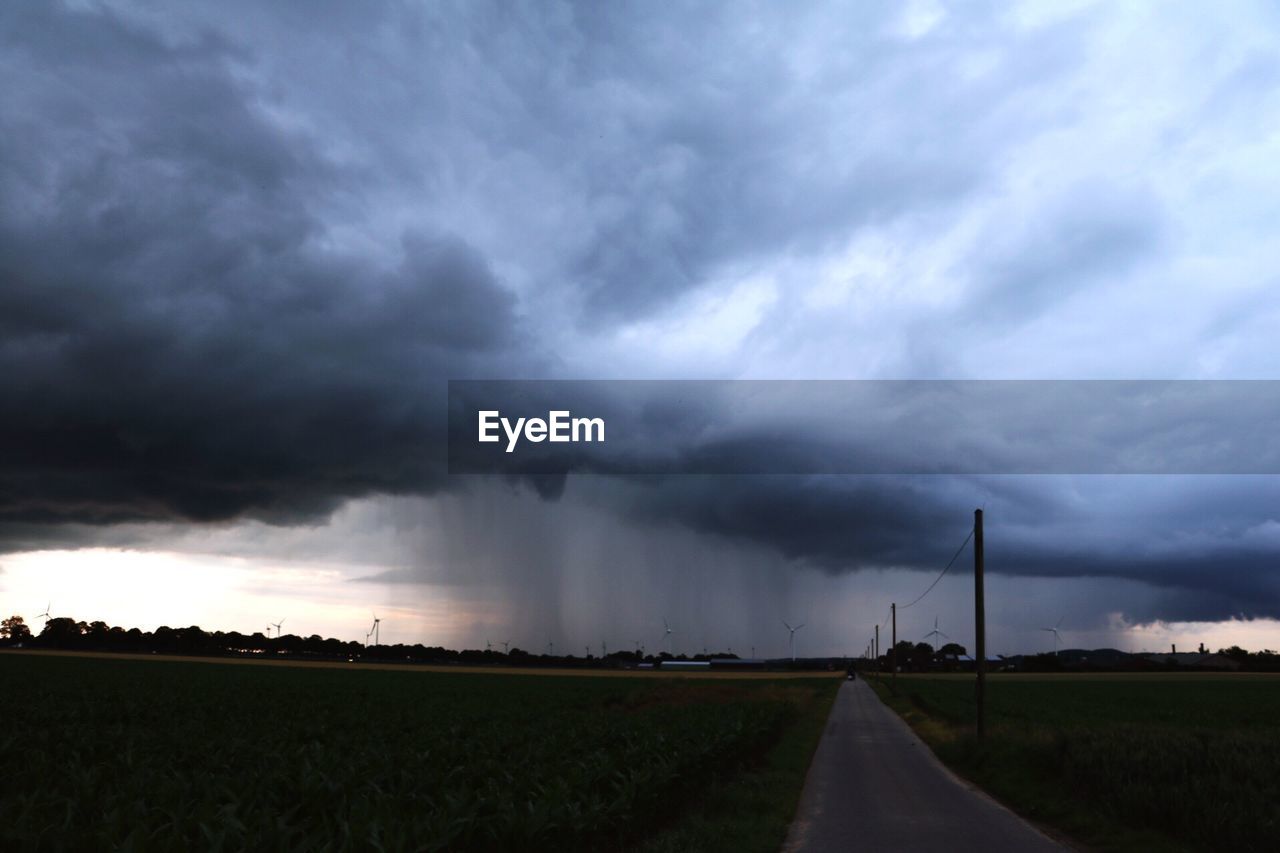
631,678,839,853
866,674,1280,852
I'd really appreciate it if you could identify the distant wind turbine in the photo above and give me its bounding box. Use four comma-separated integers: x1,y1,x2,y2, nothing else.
366,613,381,647
1041,616,1064,655
924,617,949,653
39,603,52,625
663,618,675,654
273,618,285,639
783,620,806,662
502,641,510,654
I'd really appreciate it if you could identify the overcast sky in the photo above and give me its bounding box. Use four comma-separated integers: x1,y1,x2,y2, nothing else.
3,1,1280,657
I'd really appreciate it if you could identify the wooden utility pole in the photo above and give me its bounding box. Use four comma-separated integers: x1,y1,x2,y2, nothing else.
891,602,897,689
974,508,986,740
874,625,879,664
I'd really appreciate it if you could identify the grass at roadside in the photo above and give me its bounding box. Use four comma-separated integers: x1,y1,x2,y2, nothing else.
631,678,838,853
867,673,1280,852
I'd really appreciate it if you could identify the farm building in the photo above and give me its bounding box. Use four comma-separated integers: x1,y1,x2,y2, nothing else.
656,660,711,670
1144,652,1242,671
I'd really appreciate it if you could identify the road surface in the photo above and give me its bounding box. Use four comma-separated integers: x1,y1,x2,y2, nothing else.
784,679,1068,852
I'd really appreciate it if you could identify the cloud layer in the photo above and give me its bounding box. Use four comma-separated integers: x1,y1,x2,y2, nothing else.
4,2,1280,630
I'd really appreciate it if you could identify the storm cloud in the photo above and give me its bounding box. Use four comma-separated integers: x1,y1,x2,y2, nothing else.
1,3,527,526
4,1,1280,635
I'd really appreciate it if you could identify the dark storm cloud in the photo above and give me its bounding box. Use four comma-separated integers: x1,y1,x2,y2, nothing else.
3,1,1278,632
619,472,1280,620
987,476,1280,621
0,0,1012,536
0,3,525,527
625,475,972,568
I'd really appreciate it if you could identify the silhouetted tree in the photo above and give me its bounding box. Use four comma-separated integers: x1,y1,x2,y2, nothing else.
40,617,84,648
1,615,32,642
888,640,916,671
1024,652,1064,672
1220,645,1250,662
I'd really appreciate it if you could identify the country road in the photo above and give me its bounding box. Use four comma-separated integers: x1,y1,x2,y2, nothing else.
784,679,1068,852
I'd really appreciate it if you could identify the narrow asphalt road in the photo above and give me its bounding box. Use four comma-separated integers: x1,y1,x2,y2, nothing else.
783,679,1068,852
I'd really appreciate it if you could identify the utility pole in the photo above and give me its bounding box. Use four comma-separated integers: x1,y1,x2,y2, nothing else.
874,624,879,665
974,508,986,740
891,602,897,690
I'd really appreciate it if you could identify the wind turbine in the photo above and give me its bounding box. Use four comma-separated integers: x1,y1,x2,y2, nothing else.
783,620,805,662
1041,616,1064,655
663,618,675,654
273,618,285,639
502,641,510,654
924,617,949,653
367,613,381,647
486,640,492,652
39,603,52,626
601,641,607,657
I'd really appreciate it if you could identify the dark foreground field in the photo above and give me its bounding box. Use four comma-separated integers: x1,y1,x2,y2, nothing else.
2,653,837,852
873,673,1280,852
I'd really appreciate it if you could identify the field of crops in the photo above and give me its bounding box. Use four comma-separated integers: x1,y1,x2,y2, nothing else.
876,673,1280,852
1,653,836,851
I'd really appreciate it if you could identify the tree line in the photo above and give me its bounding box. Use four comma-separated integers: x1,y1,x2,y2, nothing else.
0,614,747,666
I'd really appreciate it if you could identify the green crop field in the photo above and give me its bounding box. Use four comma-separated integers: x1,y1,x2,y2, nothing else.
1,653,837,852
873,673,1280,853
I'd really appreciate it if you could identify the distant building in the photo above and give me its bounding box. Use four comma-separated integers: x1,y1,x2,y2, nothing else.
1145,652,1241,671
708,657,766,670
958,654,1012,671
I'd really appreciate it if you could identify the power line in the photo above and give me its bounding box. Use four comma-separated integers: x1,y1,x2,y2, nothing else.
897,525,974,611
